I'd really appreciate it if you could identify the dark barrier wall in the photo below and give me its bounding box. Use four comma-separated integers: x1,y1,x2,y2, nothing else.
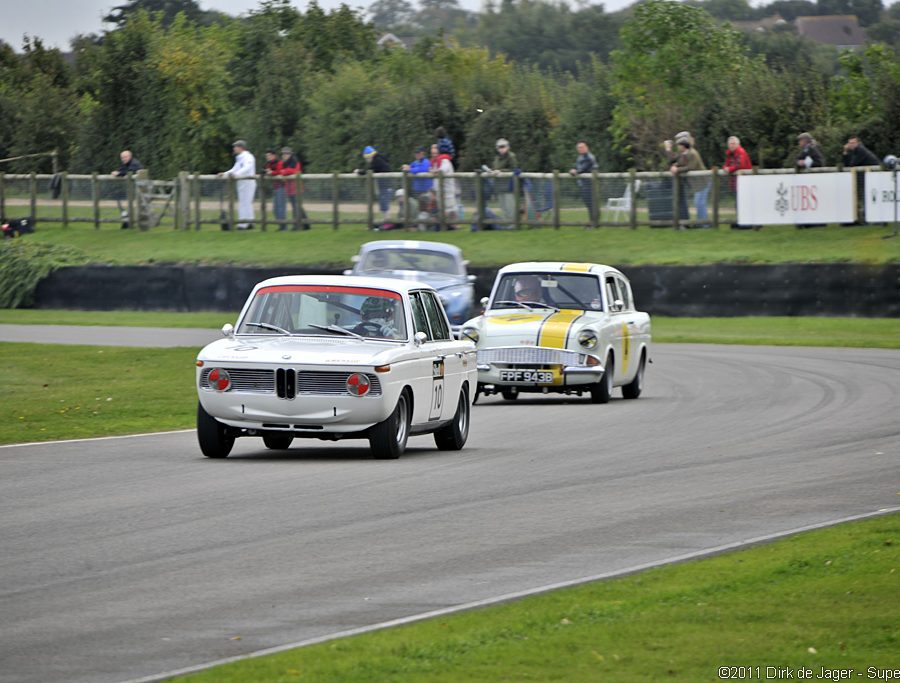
33,264,900,317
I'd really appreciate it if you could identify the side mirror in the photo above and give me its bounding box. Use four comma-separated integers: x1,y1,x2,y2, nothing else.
414,331,428,345
467,274,477,283
221,323,234,337
614,299,624,311
351,255,360,263
480,296,489,307
343,269,353,276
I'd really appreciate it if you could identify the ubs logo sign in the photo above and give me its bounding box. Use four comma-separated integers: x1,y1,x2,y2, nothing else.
775,182,788,216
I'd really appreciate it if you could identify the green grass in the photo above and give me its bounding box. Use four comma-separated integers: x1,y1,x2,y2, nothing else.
174,512,900,682
22,220,900,267
3,310,899,349
0,343,196,444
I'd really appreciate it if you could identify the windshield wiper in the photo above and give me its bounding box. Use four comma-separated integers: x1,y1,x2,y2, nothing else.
243,321,292,335
308,323,363,339
519,300,559,311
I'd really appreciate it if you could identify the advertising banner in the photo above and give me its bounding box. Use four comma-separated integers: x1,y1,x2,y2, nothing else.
736,173,855,225
863,171,899,223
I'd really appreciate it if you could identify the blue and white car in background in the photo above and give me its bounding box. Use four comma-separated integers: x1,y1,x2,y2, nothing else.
345,240,476,335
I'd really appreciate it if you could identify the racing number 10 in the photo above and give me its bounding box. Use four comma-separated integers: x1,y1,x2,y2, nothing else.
429,358,445,420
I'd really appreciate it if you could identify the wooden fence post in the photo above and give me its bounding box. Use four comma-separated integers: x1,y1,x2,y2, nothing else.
127,174,136,230
30,173,38,225
59,172,68,228
475,172,484,232
0,172,5,219
437,172,446,230
671,172,680,229
91,172,100,229
552,171,561,229
365,171,374,229
711,166,720,229
591,170,600,229
513,174,521,229
332,173,340,230
295,173,306,230
402,171,411,230
629,168,638,230
194,174,201,231
260,174,268,232
227,176,236,230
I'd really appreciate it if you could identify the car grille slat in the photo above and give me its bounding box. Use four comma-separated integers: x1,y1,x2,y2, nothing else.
200,368,275,393
298,371,382,397
477,347,584,366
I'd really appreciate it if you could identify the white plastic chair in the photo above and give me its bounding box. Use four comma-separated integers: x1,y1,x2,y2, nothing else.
606,179,641,222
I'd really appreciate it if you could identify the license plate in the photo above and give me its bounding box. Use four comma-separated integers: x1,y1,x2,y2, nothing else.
499,369,554,383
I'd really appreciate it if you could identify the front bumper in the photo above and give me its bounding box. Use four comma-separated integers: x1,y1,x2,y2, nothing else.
475,346,604,389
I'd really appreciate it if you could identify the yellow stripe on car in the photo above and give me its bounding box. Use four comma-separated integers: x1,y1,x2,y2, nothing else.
561,263,593,272
537,309,583,348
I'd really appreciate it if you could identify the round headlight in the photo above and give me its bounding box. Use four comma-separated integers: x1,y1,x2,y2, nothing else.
461,327,479,343
207,368,231,392
577,330,598,349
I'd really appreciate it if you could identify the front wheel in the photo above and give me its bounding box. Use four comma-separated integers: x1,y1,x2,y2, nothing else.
197,402,234,458
369,391,411,459
590,354,614,404
263,433,294,450
434,386,470,451
622,352,646,399
501,388,519,401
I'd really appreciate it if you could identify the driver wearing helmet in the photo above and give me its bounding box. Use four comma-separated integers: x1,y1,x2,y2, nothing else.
514,275,542,303
354,296,398,338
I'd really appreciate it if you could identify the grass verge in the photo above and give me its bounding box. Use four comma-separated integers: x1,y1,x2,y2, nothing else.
24,221,900,267
174,512,900,682
2,311,899,349
0,343,196,444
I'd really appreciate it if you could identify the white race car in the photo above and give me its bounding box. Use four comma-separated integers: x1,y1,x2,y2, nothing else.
460,262,651,402
196,276,477,459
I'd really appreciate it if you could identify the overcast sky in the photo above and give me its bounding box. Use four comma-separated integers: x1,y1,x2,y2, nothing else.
1,0,641,50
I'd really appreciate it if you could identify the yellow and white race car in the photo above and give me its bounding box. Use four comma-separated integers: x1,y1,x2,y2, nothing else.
461,262,651,403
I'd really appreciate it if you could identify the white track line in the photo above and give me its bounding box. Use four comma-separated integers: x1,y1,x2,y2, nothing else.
0,429,193,449
121,505,900,683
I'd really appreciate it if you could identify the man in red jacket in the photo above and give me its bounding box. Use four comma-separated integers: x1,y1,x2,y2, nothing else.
723,135,752,191
274,146,310,230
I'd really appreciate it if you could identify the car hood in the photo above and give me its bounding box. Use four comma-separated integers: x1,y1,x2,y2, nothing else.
198,336,402,366
362,269,468,291
479,308,598,348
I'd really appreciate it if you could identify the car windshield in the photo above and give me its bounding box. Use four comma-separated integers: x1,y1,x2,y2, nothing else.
360,249,462,276
237,285,408,341
491,273,604,312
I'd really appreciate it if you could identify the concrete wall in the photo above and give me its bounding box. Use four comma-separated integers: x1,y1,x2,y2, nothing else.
33,264,900,317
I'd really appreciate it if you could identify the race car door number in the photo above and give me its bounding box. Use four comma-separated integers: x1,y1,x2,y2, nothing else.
499,370,554,383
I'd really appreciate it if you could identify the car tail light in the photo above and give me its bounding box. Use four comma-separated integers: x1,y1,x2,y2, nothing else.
346,373,370,396
208,368,231,391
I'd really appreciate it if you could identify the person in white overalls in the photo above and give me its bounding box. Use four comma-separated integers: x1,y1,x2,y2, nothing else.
222,140,257,229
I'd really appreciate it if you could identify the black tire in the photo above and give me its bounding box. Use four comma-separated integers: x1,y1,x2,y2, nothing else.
434,386,470,451
501,388,519,401
197,402,234,458
369,391,411,459
262,433,293,450
622,352,646,400
590,354,614,404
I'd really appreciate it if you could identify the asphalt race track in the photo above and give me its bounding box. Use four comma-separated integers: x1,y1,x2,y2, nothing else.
1,343,899,683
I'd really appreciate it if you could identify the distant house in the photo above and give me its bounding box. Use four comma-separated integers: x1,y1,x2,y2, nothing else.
795,15,866,49
377,33,416,49
731,13,789,33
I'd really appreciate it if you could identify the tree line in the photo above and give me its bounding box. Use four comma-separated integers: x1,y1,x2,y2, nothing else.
0,0,897,179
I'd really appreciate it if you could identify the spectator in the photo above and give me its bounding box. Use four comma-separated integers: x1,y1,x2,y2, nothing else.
429,143,457,229
491,138,520,224
796,132,825,170
435,126,455,165
723,135,753,191
401,146,433,212
842,136,879,167
357,145,392,226
263,148,284,224
275,146,309,230
110,149,142,229
390,188,426,230
670,138,710,224
843,136,879,224
111,149,142,177
569,140,598,223
222,139,257,230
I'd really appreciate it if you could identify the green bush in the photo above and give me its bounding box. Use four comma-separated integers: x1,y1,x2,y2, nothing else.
0,240,89,308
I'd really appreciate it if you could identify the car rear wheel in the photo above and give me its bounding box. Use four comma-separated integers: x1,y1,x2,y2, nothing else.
590,354,614,404
197,402,234,458
369,391,411,459
622,352,646,400
263,433,293,450
434,386,470,451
